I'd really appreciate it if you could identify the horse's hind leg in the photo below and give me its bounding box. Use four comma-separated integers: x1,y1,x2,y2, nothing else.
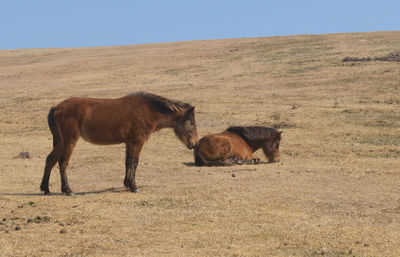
58,128,79,196
227,156,260,165
245,158,261,165
58,139,78,196
40,145,62,195
242,157,260,165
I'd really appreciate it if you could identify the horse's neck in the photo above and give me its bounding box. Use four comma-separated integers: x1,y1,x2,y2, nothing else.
247,141,263,152
154,112,180,131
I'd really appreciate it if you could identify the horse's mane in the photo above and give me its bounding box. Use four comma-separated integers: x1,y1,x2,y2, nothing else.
226,126,281,147
127,91,192,113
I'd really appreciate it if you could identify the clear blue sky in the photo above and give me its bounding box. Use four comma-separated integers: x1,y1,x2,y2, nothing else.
1,0,399,49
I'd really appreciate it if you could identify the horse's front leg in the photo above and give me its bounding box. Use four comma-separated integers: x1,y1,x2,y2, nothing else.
251,157,260,164
124,141,144,193
228,156,260,165
227,156,241,165
241,158,260,165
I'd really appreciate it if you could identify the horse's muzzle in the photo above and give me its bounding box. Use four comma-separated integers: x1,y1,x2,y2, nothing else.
187,142,195,150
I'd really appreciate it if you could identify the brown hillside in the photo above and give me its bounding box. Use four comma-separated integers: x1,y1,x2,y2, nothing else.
1,31,400,256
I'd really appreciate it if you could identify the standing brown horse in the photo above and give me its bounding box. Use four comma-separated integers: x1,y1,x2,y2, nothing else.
40,92,198,195
194,126,282,166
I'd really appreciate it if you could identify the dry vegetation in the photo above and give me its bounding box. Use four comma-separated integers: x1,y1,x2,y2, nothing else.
1,31,400,256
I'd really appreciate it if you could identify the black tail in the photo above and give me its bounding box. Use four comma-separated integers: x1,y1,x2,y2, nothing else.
194,146,205,166
41,107,62,195
47,107,61,148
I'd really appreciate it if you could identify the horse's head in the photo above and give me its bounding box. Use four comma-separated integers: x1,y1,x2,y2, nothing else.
174,107,198,150
262,130,282,162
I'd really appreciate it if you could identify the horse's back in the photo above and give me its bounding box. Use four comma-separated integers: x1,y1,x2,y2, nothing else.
52,96,153,145
54,97,118,118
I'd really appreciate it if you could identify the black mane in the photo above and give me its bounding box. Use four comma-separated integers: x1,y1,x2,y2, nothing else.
128,91,192,113
226,126,281,150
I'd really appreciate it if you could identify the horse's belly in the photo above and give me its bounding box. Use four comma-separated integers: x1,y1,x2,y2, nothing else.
80,123,125,145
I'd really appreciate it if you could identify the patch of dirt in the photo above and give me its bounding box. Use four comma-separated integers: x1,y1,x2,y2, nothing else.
27,215,51,224
343,50,400,62
271,121,298,129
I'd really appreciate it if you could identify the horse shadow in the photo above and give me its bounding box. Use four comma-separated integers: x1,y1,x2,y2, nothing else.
1,187,129,197
182,161,273,167
182,162,196,167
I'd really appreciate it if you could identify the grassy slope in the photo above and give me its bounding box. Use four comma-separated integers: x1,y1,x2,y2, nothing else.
0,31,399,256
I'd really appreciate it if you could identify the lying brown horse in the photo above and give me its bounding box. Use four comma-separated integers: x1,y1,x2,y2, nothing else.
194,126,282,166
40,92,198,195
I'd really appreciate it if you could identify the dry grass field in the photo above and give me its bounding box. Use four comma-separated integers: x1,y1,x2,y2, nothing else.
1,31,399,256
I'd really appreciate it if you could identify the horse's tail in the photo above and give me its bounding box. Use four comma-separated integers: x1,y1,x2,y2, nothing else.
194,146,206,166
47,107,61,148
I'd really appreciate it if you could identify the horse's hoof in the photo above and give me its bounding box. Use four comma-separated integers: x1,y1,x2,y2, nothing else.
41,187,50,195
63,191,75,196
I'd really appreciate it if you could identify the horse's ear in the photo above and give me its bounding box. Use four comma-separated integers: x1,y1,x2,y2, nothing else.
184,107,195,118
278,131,283,135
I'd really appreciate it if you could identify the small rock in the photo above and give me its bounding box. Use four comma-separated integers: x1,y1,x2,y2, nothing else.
60,229,67,234
15,226,21,231
232,173,236,177
17,152,31,159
